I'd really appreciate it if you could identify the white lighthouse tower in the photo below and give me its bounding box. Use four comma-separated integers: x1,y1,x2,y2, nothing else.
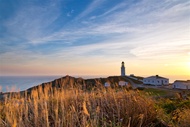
121,61,125,76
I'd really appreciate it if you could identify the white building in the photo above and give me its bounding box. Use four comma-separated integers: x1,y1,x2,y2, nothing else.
173,80,190,89
143,75,169,86
119,81,128,86
104,82,111,87
121,61,125,76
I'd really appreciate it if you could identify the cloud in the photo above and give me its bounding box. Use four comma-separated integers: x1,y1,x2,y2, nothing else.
55,0,189,44
1,0,61,44
67,9,74,17
0,0,189,75
2,0,188,46
12,1,190,47
75,0,105,20
130,43,190,60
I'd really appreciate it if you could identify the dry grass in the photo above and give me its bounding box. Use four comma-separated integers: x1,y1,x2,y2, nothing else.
0,85,189,127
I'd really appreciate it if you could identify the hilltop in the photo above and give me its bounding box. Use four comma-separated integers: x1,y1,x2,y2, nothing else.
1,75,143,100
26,75,139,92
1,75,190,127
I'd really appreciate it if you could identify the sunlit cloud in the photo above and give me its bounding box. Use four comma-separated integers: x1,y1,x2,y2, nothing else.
0,0,189,77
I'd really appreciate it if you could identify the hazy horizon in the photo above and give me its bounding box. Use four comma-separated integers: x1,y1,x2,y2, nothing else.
0,74,189,83
0,0,189,77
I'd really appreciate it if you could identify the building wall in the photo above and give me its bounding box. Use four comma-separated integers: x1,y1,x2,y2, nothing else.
143,78,169,85
119,81,128,86
104,82,110,87
173,82,190,89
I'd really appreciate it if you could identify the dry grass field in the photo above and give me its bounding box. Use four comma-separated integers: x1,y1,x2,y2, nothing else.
0,85,190,127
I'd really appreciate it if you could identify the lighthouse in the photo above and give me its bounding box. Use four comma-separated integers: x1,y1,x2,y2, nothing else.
121,61,125,76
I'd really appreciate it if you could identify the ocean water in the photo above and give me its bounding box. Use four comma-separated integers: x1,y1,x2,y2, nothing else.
0,75,105,92
0,76,62,92
1,75,187,92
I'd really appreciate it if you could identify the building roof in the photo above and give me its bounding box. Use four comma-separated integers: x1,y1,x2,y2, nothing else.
174,80,190,83
130,75,144,80
145,75,168,80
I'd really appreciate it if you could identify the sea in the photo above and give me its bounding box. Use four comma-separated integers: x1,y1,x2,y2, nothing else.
0,76,62,92
0,75,189,92
0,75,105,92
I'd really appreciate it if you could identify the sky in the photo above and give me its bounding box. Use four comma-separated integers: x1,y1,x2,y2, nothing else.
0,0,190,80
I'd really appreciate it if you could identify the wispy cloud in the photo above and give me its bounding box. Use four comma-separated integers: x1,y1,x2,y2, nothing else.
75,0,106,20
67,9,74,17
3,0,188,46
2,0,61,44
0,0,189,76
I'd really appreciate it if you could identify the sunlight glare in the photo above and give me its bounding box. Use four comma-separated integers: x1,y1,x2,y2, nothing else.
188,61,190,69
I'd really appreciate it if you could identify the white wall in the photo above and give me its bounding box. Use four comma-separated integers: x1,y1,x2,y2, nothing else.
143,78,169,85
104,82,110,87
119,81,128,86
173,82,190,89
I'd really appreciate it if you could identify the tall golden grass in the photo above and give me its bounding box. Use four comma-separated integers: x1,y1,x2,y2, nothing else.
0,85,189,127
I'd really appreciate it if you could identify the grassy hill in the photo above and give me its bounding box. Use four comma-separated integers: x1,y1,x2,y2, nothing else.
25,75,132,93
0,76,190,127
